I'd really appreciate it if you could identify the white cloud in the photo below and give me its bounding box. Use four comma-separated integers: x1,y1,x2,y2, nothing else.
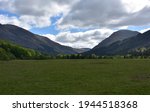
43,29,113,48
0,15,30,29
13,0,66,16
0,0,77,29
115,6,150,27
1,0,150,48
0,0,14,11
1,0,150,30
122,0,150,13
140,28,150,33
59,0,127,29
42,34,56,41
0,14,51,29
59,0,150,29
19,15,51,28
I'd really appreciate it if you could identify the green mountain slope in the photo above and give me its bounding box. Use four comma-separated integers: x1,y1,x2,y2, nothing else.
0,24,77,55
0,40,47,60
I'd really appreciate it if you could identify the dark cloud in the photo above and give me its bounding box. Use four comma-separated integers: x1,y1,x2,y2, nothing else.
59,0,150,29
1,0,150,48
60,0,128,28
115,6,150,27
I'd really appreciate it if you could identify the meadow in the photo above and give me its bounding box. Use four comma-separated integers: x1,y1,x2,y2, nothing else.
0,59,150,95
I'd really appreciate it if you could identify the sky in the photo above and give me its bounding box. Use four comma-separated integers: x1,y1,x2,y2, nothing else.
0,0,150,48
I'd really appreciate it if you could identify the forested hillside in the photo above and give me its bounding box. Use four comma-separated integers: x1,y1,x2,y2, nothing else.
0,40,49,60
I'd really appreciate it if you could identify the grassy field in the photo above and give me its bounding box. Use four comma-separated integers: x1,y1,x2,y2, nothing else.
0,59,150,95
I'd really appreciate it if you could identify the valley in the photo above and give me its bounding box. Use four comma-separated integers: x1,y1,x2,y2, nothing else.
0,59,150,95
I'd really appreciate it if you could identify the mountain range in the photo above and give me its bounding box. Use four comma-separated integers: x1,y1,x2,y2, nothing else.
0,24,80,55
0,23,150,56
84,30,150,55
94,30,140,49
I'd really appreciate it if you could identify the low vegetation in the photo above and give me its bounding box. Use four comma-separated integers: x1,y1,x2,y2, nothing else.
0,40,150,95
0,59,150,95
1,40,150,60
0,40,50,60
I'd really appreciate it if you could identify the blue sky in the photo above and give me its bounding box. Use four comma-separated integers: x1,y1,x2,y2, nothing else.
30,15,61,35
0,0,150,48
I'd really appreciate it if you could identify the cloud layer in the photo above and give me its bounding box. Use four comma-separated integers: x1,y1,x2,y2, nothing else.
59,0,150,29
0,0,74,29
1,0,150,29
0,0,150,48
44,29,113,48
59,0,127,28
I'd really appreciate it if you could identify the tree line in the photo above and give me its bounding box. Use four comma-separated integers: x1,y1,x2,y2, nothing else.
1,40,150,60
0,40,50,60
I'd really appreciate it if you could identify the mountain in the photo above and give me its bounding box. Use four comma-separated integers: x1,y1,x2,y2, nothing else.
84,30,150,56
0,40,46,60
0,24,77,55
94,30,140,49
111,30,150,54
73,48,91,53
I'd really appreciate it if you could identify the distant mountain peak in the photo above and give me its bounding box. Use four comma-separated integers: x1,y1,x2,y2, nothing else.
73,48,91,53
84,30,150,56
110,29,139,37
94,30,140,49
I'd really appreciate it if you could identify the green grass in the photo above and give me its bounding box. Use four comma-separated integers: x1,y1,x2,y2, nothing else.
0,59,150,95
